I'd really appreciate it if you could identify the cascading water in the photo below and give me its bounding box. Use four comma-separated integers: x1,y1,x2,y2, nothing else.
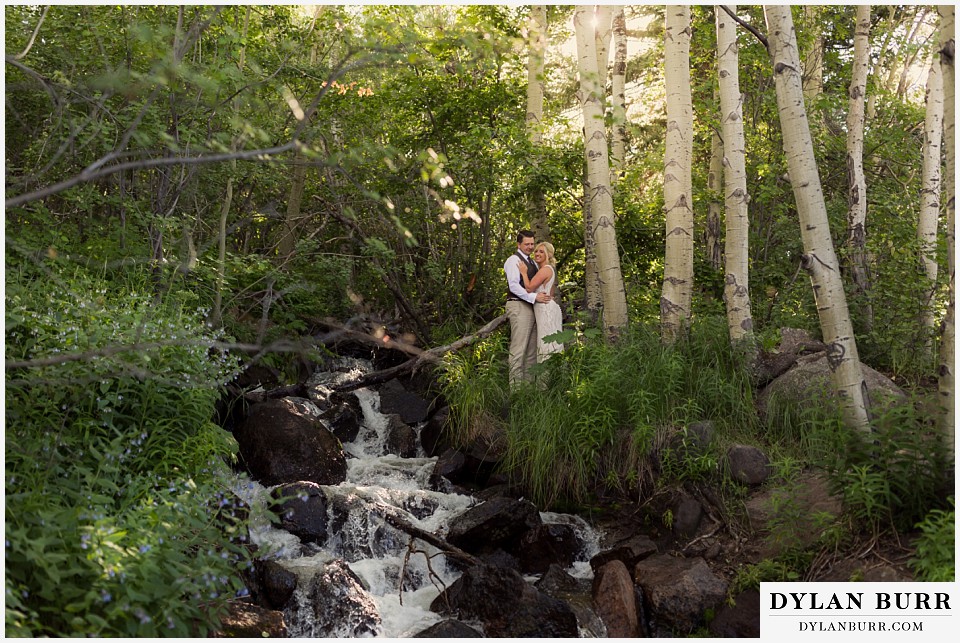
236,360,604,637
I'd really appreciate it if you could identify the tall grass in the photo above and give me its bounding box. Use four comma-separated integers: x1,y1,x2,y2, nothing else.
440,317,760,508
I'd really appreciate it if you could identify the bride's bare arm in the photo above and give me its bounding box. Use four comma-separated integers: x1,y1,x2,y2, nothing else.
524,266,551,292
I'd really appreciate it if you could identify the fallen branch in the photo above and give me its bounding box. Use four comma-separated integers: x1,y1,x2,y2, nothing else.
330,314,509,392
379,511,482,568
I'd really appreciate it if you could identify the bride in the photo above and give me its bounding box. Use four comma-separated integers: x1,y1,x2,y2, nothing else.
520,241,564,361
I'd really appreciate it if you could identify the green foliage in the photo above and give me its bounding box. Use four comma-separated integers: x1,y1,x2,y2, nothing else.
5,255,253,636
909,499,955,582
440,317,759,508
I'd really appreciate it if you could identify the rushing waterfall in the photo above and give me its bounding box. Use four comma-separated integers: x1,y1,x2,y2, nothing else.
236,361,603,637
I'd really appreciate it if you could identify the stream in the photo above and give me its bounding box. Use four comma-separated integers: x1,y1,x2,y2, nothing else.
234,359,606,637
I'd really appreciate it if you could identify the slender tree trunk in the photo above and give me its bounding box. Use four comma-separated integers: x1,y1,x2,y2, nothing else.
526,5,551,242
937,4,955,452
717,5,755,349
594,5,614,82
661,5,693,343
846,4,873,333
802,5,824,106
706,122,723,271
764,5,872,434
279,148,308,257
213,6,249,327
575,5,628,339
919,51,943,354
611,7,628,183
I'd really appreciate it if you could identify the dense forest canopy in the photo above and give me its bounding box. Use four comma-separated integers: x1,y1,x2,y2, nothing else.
4,4,955,637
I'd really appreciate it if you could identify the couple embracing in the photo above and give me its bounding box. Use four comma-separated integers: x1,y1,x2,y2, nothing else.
504,230,564,386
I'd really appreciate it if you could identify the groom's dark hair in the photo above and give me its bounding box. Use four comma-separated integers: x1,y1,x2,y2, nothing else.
517,230,534,243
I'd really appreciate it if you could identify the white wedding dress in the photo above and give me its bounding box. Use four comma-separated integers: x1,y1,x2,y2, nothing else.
534,266,564,361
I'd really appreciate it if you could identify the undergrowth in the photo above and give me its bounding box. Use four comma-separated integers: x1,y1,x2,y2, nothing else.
5,254,254,636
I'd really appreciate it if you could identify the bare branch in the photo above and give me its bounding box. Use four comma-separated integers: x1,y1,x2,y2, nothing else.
13,5,50,61
720,5,768,50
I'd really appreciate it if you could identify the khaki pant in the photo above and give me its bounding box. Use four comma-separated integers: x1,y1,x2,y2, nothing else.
506,300,537,387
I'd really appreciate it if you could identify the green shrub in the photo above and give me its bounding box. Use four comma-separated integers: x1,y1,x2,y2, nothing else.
5,258,253,636
909,499,955,582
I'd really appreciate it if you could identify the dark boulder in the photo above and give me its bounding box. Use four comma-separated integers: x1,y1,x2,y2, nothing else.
319,391,363,444
446,496,542,554
233,398,347,486
287,560,381,638
517,523,581,574
246,559,298,610
709,589,760,638
413,619,483,638
384,413,418,458
420,405,450,457
634,554,728,635
269,482,329,545
430,564,578,637
726,444,772,486
590,533,658,571
378,379,432,424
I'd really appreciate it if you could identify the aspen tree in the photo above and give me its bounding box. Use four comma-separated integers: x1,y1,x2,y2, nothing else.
661,5,693,343
716,5,754,348
575,5,628,339
919,49,943,352
937,5,955,451
764,5,872,433
526,5,551,243
611,7,628,182
846,4,873,332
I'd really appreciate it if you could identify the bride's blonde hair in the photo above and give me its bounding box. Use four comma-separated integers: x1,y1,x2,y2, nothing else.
536,242,557,270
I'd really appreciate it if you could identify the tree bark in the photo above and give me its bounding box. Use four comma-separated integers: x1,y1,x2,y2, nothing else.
611,7,628,183
576,5,629,339
764,4,872,434
661,5,694,344
845,4,873,333
526,5,551,243
706,122,723,272
717,5,755,349
937,4,955,452
919,50,943,353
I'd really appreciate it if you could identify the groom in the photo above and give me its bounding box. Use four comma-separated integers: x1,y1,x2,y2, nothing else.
504,230,551,387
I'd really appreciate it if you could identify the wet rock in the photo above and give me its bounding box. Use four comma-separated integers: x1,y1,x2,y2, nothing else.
634,554,728,635
413,619,483,637
446,496,542,554
269,482,329,545
213,601,286,637
430,448,467,487
430,564,578,637
378,379,432,424
535,564,581,595
726,444,772,485
420,406,450,457
709,589,760,638
592,560,640,637
669,421,715,457
318,391,363,444
233,398,347,486
384,414,418,458
254,560,298,610
672,494,704,539
289,560,381,637
517,523,581,574
590,533,658,571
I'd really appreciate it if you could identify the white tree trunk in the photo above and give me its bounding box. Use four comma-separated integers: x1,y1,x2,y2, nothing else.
661,5,693,343
846,4,873,332
575,5,628,338
706,124,723,271
919,51,943,351
526,5,551,242
717,4,754,347
764,5,872,434
594,5,614,83
937,4,955,452
611,7,628,181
